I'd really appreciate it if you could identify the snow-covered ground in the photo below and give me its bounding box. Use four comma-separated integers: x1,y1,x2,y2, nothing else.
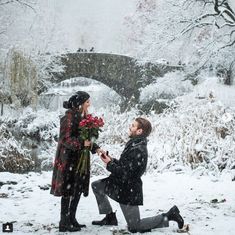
1,77,235,234
1,55,235,235
1,170,235,235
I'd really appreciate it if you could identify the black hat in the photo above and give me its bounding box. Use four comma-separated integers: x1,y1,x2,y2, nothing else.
63,91,90,109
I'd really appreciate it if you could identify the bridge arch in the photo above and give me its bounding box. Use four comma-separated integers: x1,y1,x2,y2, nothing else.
49,53,182,103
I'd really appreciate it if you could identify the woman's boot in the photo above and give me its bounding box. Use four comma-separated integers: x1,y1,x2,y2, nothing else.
59,196,81,232
69,193,86,229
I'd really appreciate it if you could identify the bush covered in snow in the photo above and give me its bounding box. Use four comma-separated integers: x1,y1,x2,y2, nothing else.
147,96,235,175
140,71,193,102
0,123,34,173
92,77,235,176
138,71,194,113
0,108,59,173
0,76,235,176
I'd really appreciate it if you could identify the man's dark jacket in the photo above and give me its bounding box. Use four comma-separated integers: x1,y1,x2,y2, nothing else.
102,136,148,206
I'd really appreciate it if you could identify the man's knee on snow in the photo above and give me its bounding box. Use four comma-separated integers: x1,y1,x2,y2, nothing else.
126,217,139,231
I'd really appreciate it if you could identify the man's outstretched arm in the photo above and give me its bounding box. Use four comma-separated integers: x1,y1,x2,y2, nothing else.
102,150,144,180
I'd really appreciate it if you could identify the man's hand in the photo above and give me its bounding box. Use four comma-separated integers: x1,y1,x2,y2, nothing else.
100,152,111,164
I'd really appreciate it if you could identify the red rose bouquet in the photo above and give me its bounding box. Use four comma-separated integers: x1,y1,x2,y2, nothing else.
77,114,104,175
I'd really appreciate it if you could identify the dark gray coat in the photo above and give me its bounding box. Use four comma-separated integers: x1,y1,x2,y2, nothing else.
102,136,148,205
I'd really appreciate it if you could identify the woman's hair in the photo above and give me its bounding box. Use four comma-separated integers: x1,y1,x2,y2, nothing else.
63,91,90,110
63,101,71,109
135,117,152,137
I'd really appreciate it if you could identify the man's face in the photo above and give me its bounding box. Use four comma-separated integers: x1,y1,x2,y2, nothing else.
128,120,143,137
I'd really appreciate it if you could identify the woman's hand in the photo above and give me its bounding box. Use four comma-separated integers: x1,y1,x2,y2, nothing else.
84,140,92,147
96,148,105,156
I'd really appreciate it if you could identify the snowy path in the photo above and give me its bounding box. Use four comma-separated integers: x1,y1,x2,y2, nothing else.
1,171,235,235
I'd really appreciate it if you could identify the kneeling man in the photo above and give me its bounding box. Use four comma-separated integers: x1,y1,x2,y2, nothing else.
92,117,184,233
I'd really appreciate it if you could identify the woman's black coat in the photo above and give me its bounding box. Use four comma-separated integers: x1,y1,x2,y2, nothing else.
50,109,98,197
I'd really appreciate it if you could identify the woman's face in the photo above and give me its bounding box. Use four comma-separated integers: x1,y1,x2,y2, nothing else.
82,99,91,112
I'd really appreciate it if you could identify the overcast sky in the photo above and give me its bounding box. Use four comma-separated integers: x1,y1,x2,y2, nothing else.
0,0,138,54
53,0,137,53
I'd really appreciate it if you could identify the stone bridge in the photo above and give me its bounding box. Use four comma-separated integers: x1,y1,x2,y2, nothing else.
49,53,183,102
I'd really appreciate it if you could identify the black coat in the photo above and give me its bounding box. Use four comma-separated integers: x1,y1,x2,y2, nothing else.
102,136,148,205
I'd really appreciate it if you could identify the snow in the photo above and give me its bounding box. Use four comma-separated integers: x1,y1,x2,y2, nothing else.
228,1,235,12
0,0,138,55
140,71,193,102
1,170,235,234
40,77,121,111
1,0,235,234
1,74,235,173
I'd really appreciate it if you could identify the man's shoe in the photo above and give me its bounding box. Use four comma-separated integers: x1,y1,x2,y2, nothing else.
92,212,118,226
164,205,184,229
128,228,151,233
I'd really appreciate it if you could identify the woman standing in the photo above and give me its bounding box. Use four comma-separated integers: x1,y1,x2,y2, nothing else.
50,91,102,232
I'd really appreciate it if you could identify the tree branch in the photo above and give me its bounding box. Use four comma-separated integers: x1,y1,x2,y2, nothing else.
196,13,219,21
219,39,235,50
0,0,14,5
0,0,35,12
218,8,235,24
0,30,6,34
214,0,235,23
224,1,235,15
220,22,235,28
181,1,235,35
15,0,36,12
230,30,235,37
181,22,214,35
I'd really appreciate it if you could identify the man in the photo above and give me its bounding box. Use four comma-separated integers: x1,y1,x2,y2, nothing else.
91,117,184,233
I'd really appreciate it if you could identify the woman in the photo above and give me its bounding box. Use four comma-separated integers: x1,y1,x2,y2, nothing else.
50,91,102,232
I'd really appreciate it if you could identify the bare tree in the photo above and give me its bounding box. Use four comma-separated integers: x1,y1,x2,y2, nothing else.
124,0,235,84
180,0,235,81
182,0,235,47
0,0,35,10
0,0,36,37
